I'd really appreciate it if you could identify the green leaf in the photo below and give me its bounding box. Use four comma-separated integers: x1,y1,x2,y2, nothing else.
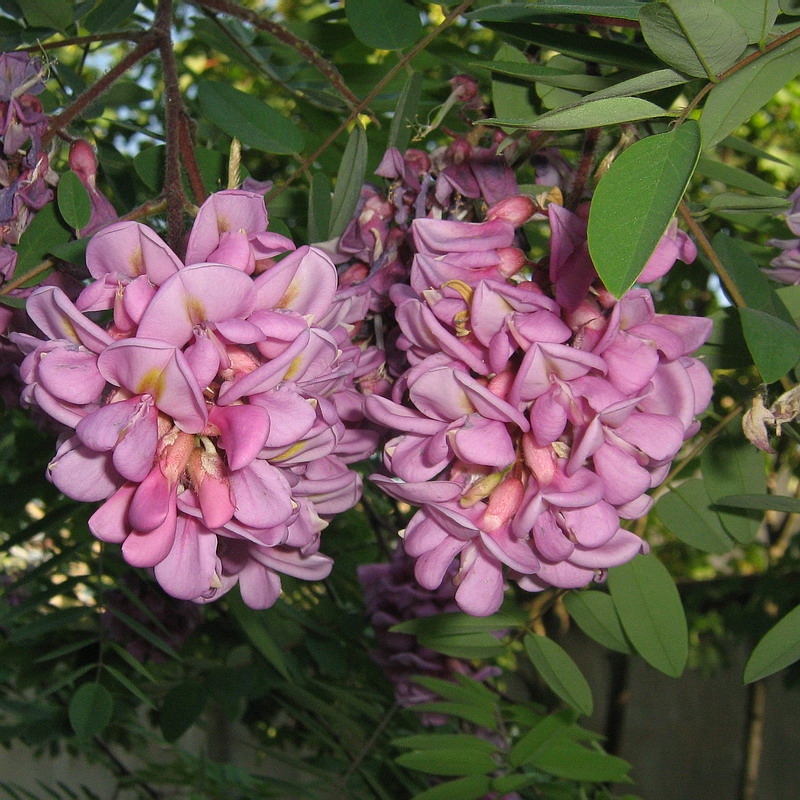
695,155,786,197
482,61,611,92
699,35,800,149
68,683,113,740
12,203,70,277
328,122,368,240
509,714,570,768
531,740,632,782
411,676,497,710
587,120,701,298
57,172,92,231
744,604,800,682
716,494,800,514
159,682,207,742
608,554,688,677
134,145,227,194
708,192,790,213
49,237,90,268
103,606,182,662
18,0,71,30
781,0,800,13
197,81,304,155
718,134,791,165
716,0,780,45
82,0,138,33
102,665,156,710
346,0,422,50
394,734,497,754
467,1,646,22
488,96,668,130
576,68,690,103
638,0,748,79
409,776,493,800
307,171,332,244
564,590,632,654
396,748,497,777
228,593,290,680
524,634,593,716
391,609,523,636
490,43,539,128
702,432,766,544
482,22,664,72
655,479,733,553
388,71,423,152
412,701,497,730
739,308,800,384
417,632,505,660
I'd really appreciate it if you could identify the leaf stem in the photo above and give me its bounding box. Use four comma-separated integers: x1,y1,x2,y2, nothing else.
0,258,53,295
266,0,475,205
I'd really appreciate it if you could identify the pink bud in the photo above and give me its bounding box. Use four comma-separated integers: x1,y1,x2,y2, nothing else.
449,74,479,104
522,432,555,485
487,196,536,227
482,476,525,532
69,140,99,185
496,247,526,278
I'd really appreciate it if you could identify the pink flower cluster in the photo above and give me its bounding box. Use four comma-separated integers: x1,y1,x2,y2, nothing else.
765,186,800,284
362,192,712,616
12,190,370,608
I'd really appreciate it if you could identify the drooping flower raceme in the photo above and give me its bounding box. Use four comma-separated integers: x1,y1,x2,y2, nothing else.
364,197,712,617
12,190,366,608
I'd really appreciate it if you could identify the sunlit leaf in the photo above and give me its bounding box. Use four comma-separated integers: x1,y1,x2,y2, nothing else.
68,683,113,740
488,96,668,130
639,0,747,79
744,604,800,682
56,171,92,232
524,634,593,715
328,122,368,240
699,35,800,149
608,555,688,677
197,81,304,154
587,121,701,298
716,0,780,45
388,71,423,152
346,0,422,50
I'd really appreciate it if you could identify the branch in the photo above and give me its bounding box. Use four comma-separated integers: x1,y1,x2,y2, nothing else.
16,30,146,52
193,0,375,123
0,258,53,295
266,0,475,205
155,0,189,251
43,32,159,146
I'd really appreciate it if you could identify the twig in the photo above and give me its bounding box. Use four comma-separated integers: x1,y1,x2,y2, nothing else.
676,25,800,126
43,33,159,146
16,30,146,52
194,0,374,123
566,126,600,209
266,0,475,205
342,702,399,784
740,679,766,800
678,201,747,309
0,258,53,295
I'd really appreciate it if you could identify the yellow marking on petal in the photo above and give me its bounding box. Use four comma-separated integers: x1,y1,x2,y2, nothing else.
136,367,166,401
216,212,231,233
185,295,206,324
283,353,304,382
129,245,144,276
277,279,299,309
59,317,80,343
271,441,305,462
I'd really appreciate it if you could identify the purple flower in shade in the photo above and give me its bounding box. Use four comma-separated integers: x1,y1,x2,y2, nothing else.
364,190,711,616
764,186,800,285
12,190,364,608
358,547,500,716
